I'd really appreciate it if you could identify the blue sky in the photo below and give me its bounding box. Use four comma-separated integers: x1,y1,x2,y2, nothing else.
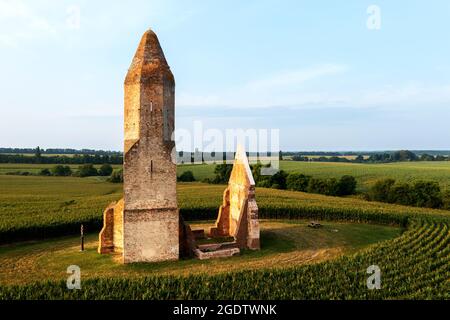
0,0,449,151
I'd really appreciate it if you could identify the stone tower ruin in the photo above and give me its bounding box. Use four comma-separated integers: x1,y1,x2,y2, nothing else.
99,28,260,263
98,29,178,263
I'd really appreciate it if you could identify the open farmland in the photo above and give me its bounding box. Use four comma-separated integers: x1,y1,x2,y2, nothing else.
2,161,449,193
177,160,450,192
0,220,400,285
0,163,122,175
0,171,448,299
0,175,448,243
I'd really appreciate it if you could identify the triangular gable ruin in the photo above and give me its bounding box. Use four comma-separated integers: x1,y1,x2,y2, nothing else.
183,145,260,260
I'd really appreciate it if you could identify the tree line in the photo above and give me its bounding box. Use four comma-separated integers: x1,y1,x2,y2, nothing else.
0,147,121,156
366,178,450,210
0,153,122,164
181,163,358,197
292,150,449,163
7,164,115,178
180,163,450,211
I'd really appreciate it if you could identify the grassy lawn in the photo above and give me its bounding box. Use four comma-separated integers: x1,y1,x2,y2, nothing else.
0,219,401,285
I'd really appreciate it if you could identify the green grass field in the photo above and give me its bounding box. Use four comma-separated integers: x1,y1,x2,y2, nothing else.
0,165,448,299
0,220,400,285
177,160,450,192
3,161,449,193
0,174,448,243
0,163,122,175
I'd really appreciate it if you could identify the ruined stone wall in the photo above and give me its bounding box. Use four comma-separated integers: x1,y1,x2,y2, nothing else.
122,30,178,263
228,149,255,237
210,146,260,250
112,199,124,252
123,208,178,263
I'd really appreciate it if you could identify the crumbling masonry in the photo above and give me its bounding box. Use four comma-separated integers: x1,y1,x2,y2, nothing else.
98,29,259,263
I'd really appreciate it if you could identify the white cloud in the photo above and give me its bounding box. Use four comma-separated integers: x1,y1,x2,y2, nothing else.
178,64,348,108
177,63,450,112
177,93,223,108
0,0,55,46
357,83,450,108
246,64,347,91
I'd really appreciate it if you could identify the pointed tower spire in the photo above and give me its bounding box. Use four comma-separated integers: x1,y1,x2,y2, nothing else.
125,29,173,85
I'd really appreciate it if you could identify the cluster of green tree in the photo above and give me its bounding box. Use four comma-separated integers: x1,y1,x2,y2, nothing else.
285,150,450,156
366,178,450,210
108,169,123,183
292,155,353,162
177,171,196,182
367,150,419,162
5,171,33,176
38,164,114,178
417,153,449,161
206,163,357,197
0,147,121,156
283,151,345,156
292,150,449,163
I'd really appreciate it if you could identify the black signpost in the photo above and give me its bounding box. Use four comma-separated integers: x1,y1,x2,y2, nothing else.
80,224,84,251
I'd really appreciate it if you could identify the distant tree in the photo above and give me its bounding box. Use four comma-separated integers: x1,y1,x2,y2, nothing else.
324,178,341,196
443,190,450,210
268,170,288,189
420,154,435,161
256,178,272,188
307,178,340,196
292,155,308,161
108,169,123,183
35,146,42,158
77,164,98,177
387,183,412,205
35,146,42,164
39,168,51,176
251,163,262,183
370,179,396,202
251,162,272,184
392,150,417,162
355,155,364,163
286,173,310,192
98,164,113,176
178,170,196,182
411,181,443,209
211,164,233,184
51,165,72,176
337,175,357,196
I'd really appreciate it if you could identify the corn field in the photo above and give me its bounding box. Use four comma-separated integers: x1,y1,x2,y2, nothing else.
0,220,448,299
0,177,449,299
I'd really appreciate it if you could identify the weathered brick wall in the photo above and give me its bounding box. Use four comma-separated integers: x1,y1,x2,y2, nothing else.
99,29,179,263
98,203,115,254
113,199,124,252
123,208,178,263
122,30,179,263
210,146,260,250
